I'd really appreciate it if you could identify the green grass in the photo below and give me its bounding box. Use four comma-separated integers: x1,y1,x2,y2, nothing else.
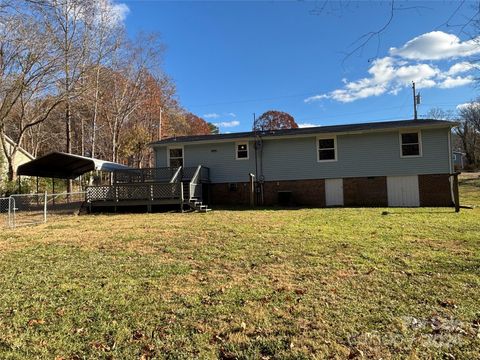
0,176,479,359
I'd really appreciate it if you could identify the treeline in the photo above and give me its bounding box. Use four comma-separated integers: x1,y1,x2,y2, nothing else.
429,104,480,170
0,0,216,181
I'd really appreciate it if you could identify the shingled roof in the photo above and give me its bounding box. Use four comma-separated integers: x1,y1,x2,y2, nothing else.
150,119,455,146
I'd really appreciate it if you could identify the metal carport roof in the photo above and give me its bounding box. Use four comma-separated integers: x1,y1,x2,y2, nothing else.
17,152,132,179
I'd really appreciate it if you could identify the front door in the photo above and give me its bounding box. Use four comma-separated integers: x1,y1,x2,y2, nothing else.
168,147,183,168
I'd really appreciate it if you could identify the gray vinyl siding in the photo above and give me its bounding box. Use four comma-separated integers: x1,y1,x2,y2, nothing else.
262,128,450,180
184,141,255,182
153,127,450,183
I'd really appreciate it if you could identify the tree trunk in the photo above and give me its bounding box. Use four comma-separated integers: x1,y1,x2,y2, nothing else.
7,156,17,182
66,101,73,193
91,68,101,159
81,117,84,156
112,126,117,163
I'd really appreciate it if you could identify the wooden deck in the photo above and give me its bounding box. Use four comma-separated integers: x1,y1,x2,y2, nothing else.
86,166,211,212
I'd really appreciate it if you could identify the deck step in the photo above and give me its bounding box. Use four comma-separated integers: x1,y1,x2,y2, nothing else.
183,199,212,213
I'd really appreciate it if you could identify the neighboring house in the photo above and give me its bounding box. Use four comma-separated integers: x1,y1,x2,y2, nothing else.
151,119,456,208
452,150,466,170
1,135,35,182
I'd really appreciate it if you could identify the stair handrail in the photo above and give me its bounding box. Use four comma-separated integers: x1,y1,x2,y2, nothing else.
191,165,202,183
188,165,202,201
169,166,183,183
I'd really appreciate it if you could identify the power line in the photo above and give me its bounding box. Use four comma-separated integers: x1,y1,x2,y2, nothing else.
187,91,321,109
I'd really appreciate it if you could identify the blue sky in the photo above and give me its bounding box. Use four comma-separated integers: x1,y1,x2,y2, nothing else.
121,1,479,132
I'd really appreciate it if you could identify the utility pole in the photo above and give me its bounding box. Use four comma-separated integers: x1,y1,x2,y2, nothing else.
412,82,421,120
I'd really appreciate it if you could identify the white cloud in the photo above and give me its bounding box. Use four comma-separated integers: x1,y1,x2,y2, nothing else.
108,1,129,23
304,94,329,103
447,62,476,75
94,0,129,26
305,56,444,103
204,112,237,119
298,123,320,128
390,31,480,60
438,76,474,89
204,113,220,119
306,31,480,104
214,120,240,128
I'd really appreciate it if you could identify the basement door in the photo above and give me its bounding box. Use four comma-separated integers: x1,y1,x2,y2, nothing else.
387,176,420,207
325,178,344,207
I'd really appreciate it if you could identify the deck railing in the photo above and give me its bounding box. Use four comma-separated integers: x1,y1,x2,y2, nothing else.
88,166,209,205
112,166,209,184
87,182,181,202
113,167,178,184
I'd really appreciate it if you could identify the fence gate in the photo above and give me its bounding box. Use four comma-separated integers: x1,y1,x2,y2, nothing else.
10,193,47,228
0,197,14,228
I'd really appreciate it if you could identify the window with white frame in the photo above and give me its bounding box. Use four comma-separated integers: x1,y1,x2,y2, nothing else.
317,137,336,161
236,142,249,160
168,147,183,167
400,131,421,157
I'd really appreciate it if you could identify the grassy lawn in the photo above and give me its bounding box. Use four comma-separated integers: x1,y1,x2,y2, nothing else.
0,176,479,359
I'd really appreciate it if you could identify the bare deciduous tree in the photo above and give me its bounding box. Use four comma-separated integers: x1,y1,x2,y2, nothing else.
456,103,480,168
0,4,64,180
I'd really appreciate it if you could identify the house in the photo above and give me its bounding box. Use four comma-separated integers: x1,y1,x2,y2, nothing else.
150,119,456,208
452,150,466,170
1,135,35,183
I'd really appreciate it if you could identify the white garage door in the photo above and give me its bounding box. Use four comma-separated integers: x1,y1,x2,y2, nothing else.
387,176,420,207
325,178,344,206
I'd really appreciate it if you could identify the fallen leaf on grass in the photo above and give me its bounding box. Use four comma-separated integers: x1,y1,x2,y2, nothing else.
294,288,307,295
91,341,110,351
28,319,45,326
56,308,65,316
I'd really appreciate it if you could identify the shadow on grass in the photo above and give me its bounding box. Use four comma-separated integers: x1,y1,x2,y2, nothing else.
384,209,457,215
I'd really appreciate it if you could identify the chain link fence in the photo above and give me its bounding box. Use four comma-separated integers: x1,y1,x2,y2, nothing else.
1,192,86,229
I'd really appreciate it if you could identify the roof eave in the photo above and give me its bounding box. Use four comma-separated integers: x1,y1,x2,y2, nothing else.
150,121,456,147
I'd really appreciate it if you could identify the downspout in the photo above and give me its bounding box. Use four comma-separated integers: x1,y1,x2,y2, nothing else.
447,129,455,206
259,136,264,205
254,134,264,205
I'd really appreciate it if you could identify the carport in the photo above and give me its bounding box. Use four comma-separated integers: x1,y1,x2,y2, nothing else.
17,152,132,193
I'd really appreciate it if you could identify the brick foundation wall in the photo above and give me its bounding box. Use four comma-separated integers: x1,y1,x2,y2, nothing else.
343,176,388,207
418,174,453,207
208,174,452,208
263,179,326,207
209,182,251,205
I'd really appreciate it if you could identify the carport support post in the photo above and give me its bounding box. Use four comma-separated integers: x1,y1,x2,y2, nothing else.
52,178,55,205
43,191,47,223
